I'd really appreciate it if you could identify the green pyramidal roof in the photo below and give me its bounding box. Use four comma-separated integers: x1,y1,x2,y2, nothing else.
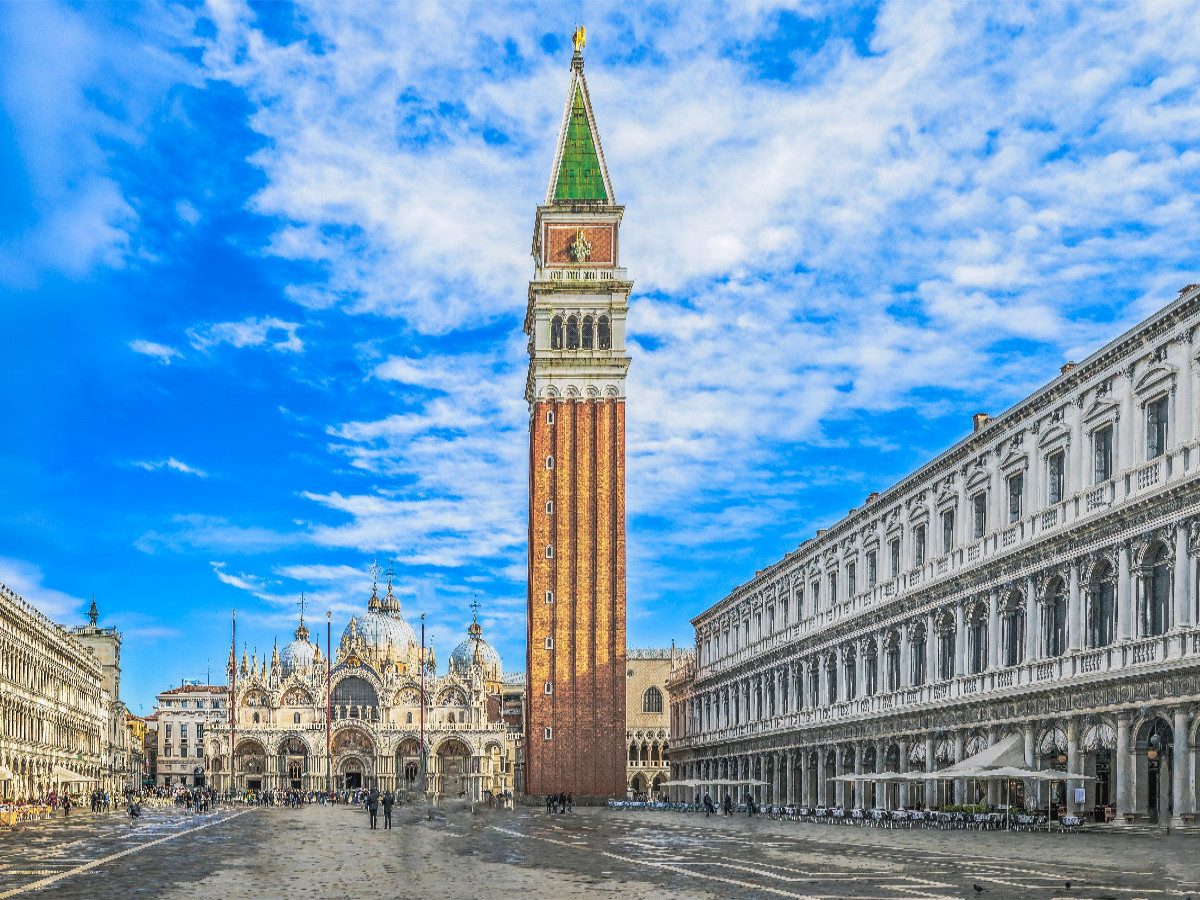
553,84,608,202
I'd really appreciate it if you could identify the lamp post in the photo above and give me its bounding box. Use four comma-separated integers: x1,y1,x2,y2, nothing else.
514,736,524,800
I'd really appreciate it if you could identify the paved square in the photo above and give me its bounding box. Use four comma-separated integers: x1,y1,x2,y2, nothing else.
0,805,1196,900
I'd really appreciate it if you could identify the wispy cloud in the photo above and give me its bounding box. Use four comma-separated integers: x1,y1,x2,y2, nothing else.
132,457,208,478
128,339,182,365
0,557,86,621
187,316,305,353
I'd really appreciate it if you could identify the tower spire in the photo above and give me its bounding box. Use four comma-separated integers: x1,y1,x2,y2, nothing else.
546,29,613,205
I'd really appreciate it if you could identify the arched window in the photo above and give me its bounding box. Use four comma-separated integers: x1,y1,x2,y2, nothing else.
292,712,300,724
550,316,564,350
844,652,857,701
909,626,926,686
1088,562,1116,648
825,659,838,704
582,315,594,350
598,315,611,350
1145,544,1171,636
967,604,988,674
936,615,956,681
252,712,260,724
1044,579,1067,656
642,686,663,714
406,712,413,724
332,676,378,710
1001,593,1025,666
885,633,901,691
566,316,580,350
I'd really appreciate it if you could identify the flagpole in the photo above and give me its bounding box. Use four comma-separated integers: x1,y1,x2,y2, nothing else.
229,609,236,799
420,614,426,797
326,611,332,795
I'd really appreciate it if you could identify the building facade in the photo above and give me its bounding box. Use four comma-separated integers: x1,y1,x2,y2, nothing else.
69,602,131,792
207,581,518,800
154,684,227,787
525,35,630,799
626,649,675,798
0,586,109,799
670,285,1200,828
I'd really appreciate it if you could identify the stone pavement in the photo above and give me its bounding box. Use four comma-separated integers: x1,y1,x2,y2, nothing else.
0,802,1196,900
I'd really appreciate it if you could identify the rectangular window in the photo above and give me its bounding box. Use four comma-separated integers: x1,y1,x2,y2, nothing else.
546,456,554,470
165,724,172,738
544,682,553,694
180,724,187,739
828,572,837,604
544,727,553,740
972,492,986,538
180,701,188,709
890,538,901,577
866,551,877,588
941,510,954,554
544,637,553,649
212,700,220,709
1147,395,1169,459
1007,472,1023,523
546,410,554,424
164,744,172,757
1094,425,1114,483
914,525,926,567
546,501,554,514
180,742,188,758
811,581,820,609
1047,450,1065,504
545,591,553,604
196,724,203,742
846,563,856,597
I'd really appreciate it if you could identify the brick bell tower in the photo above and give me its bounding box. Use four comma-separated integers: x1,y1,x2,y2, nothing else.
525,31,631,800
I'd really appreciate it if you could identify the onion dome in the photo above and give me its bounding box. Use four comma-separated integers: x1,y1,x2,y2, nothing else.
341,583,417,658
450,616,502,680
281,616,317,676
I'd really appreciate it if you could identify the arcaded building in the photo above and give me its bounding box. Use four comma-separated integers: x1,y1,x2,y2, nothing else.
524,34,630,799
669,284,1200,827
625,649,674,798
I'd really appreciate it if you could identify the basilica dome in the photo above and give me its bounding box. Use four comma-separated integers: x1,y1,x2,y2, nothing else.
449,619,502,678
340,584,417,659
280,620,317,675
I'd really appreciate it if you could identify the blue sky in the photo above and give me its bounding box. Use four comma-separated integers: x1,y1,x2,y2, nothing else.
2,1,1199,714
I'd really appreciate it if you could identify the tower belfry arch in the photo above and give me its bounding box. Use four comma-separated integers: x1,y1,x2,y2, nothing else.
525,34,631,799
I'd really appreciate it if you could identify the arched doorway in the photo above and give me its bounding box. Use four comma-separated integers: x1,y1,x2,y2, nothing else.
339,755,366,791
279,737,308,790
1136,717,1174,823
436,739,471,799
235,739,267,792
395,738,422,788
332,727,375,790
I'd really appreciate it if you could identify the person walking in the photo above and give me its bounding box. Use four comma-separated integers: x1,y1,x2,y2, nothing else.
723,793,733,817
366,788,380,829
381,791,394,830
703,792,715,816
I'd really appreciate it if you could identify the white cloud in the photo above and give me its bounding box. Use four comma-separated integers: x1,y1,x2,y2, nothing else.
0,557,86,622
128,340,182,365
187,316,305,353
132,457,208,478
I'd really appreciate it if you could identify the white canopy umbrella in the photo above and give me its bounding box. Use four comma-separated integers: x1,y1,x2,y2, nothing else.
0,766,14,781
51,765,94,783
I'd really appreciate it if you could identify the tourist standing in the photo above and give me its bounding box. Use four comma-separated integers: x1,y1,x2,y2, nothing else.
382,791,394,829
366,788,380,829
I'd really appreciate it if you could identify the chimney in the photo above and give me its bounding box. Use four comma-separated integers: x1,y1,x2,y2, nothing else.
1060,361,1076,375
972,412,990,432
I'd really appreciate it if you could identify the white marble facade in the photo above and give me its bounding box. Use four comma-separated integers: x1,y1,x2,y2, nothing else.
669,283,1200,827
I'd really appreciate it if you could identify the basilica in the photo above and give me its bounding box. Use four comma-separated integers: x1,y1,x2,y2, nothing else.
205,578,518,801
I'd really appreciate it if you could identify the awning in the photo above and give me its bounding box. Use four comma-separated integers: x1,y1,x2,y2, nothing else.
0,766,13,781
941,732,1026,774
51,765,95,783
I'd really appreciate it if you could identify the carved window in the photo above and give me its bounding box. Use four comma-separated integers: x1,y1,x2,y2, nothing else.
643,687,663,713
844,655,856,701
1144,544,1171,636
890,538,901,577
846,563,856,598
550,316,564,350
913,525,926,567
1007,472,1023,523
885,644,900,692
598,316,611,350
566,316,580,351
1044,580,1068,656
828,572,838,604
1047,450,1066,505
864,653,877,696
293,712,301,724
546,409,554,425
1001,600,1024,666
936,627,955,681
972,492,987,539
1093,424,1114,482
942,510,954,554
968,616,987,674
866,551,877,588
825,661,838,705
582,315,594,350
1146,394,1169,459
910,635,926,687
1087,562,1116,648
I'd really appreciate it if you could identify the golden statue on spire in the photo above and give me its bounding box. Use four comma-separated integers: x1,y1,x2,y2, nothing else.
572,25,586,53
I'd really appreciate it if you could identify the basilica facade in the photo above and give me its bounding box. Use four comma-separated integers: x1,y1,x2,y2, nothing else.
669,284,1200,828
205,581,517,801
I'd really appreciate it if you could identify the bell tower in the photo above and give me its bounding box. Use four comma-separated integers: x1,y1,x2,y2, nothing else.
525,32,631,799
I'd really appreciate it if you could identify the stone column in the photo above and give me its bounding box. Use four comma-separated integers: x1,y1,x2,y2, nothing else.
1115,715,1131,818
1025,576,1039,662
1117,542,1132,641
955,602,966,678
875,741,887,810
1068,559,1082,653
1066,718,1080,815
800,750,810,807
856,642,867,700
816,750,826,808
1023,723,1036,811
987,589,1000,670
899,623,912,688
835,749,845,808
1175,525,1191,629
853,744,864,809
898,740,909,809
924,734,935,810
1173,707,1192,826
925,612,937,683
784,751,793,806
953,732,966,805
